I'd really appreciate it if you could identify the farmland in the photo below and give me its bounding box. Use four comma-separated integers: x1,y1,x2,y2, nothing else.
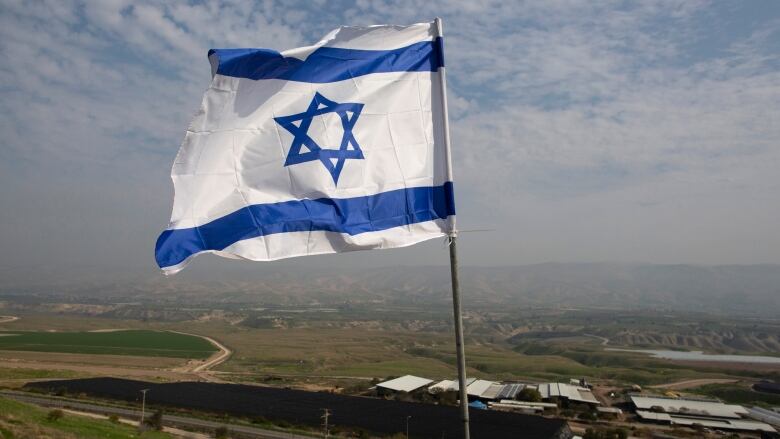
1,303,778,393
0,330,216,359
691,382,780,407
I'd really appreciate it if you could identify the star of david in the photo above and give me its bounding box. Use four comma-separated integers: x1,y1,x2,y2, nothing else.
274,92,365,185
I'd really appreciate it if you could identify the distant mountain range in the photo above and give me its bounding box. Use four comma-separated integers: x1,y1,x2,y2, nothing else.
1,263,778,316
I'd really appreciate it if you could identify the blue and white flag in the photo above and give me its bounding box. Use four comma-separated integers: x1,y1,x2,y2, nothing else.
155,22,456,274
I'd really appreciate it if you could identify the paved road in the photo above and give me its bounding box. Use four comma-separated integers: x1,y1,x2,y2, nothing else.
1,390,315,439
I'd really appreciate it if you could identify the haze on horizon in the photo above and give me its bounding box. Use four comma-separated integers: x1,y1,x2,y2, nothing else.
1,1,779,280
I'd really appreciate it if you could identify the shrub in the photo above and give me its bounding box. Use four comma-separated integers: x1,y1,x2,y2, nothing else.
215,426,230,438
583,427,629,439
108,414,120,423
145,408,164,431
275,419,292,428
46,409,64,422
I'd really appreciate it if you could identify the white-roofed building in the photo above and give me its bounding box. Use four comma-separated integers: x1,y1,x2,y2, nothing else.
376,375,433,395
428,378,514,401
630,395,747,419
538,382,600,405
466,379,498,398
428,379,456,393
632,395,776,434
451,377,477,391
747,406,780,427
636,410,776,433
427,378,476,394
479,383,507,400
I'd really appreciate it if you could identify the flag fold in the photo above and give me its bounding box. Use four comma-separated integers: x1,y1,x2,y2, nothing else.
156,22,455,274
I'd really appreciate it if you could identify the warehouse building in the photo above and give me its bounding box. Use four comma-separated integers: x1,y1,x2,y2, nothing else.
538,382,600,405
375,375,433,396
747,406,780,428
428,378,474,394
428,379,526,402
631,395,776,434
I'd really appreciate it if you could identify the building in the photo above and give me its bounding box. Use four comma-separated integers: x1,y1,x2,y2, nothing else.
479,383,524,401
631,394,776,434
467,379,498,399
746,406,780,428
375,375,433,396
489,400,558,414
631,395,746,418
427,379,526,402
538,382,600,405
428,378,474,394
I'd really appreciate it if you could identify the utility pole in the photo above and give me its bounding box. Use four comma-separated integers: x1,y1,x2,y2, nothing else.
406,415,412,439
321,408,331,438
139,388,150,428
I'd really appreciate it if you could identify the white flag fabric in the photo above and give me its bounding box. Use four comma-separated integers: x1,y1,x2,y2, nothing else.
155,22,455,274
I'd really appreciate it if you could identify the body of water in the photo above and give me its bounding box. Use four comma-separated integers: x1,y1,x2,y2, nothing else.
607,348,780,364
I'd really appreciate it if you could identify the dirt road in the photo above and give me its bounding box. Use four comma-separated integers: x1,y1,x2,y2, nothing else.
169,331,232,382
0,359,197,381
650,378,739,390
0,316,19,324
584,333,609,346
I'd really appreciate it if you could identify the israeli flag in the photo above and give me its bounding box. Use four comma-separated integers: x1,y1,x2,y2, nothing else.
155,22,456,274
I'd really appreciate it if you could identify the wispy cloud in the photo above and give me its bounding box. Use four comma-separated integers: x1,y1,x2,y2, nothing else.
0,0,778,272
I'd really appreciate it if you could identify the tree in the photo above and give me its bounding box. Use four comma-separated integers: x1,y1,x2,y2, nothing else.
145,408,164,431
517,387,542,402
583,427,629,439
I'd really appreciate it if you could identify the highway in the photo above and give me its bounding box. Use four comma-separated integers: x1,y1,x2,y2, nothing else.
1,390,315,439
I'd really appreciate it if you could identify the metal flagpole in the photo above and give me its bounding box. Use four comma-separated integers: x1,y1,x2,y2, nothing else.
434,17,470,439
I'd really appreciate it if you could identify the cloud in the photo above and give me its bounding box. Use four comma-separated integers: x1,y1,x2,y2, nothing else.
0,0,778,273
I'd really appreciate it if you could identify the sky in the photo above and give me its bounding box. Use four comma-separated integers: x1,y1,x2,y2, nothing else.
1,0,779,279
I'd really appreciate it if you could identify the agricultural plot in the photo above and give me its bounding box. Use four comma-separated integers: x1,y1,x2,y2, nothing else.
0,330,216,359
27,377,571,439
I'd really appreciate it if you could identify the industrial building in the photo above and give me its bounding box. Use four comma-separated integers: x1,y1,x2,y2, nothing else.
747,406,780,428
630,394,776,434
375,375,433,395
428,379,525,402
538,382,600,405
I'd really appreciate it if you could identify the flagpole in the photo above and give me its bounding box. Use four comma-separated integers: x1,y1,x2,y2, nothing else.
434,17,470,439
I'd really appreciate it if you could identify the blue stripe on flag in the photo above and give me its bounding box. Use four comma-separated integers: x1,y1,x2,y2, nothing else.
209,38,444,83
155,183,455,269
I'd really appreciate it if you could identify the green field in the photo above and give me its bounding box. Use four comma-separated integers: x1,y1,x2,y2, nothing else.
0,330,216,359
692,383,780,407
0,396,172,438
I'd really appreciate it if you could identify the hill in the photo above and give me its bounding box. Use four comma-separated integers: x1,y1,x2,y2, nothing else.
1,263,778,316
